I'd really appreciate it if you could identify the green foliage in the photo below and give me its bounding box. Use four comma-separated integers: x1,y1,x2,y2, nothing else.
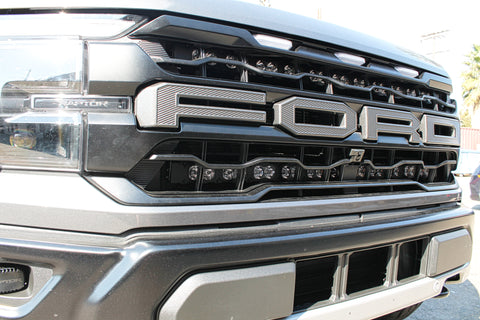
462,44,480,111
460,107,472,127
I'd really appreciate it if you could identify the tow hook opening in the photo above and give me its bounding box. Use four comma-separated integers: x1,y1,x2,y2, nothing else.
434,286,450,299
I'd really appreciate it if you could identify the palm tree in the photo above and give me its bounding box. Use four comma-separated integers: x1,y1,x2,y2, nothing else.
462,44,480,111
259,0,271,7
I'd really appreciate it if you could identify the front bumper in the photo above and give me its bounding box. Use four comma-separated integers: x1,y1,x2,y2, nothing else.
0,202,473,320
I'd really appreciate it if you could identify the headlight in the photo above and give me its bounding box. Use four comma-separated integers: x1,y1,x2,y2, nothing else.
0,13,142,170
0,13,146,39
2,112,82,170
0,39,83,170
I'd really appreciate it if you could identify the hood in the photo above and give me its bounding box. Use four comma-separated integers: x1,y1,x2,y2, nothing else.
0,0,448,78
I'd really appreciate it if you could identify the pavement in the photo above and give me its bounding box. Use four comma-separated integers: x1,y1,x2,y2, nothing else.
406,177,479,320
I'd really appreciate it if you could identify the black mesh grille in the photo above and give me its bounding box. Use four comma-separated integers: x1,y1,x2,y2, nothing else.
137,39,455,114
125,139,457,198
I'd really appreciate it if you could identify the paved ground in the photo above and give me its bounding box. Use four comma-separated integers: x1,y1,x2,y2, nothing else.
406,177,479,320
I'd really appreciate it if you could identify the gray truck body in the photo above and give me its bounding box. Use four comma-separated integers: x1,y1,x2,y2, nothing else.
0,1,473,319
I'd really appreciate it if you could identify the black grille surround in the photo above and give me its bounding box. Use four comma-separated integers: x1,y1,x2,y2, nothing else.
122,14,460,205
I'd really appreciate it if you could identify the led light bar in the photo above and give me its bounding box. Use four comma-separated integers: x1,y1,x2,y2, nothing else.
152,159,443,193
395,66,419,78
254,34,293,50
334,52,366,66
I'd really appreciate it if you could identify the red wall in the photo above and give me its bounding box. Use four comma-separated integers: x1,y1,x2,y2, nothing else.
461,128,480,150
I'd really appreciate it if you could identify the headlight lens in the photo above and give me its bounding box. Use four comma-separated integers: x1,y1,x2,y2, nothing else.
1,112,82,169
0,12,143,170
0,40,83,108
0,24,133,170
0,39,84,170
0,13,146,39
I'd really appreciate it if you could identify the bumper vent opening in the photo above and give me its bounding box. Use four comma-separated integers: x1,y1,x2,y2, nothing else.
293,238,428,312
398,239,426,281
346,247,389,294
294,256,336,311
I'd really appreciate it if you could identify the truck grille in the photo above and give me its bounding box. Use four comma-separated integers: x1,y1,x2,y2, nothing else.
124,15,459,204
